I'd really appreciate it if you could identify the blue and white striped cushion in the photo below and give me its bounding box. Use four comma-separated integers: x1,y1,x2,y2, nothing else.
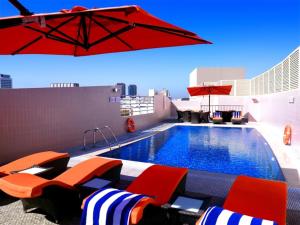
80,188,146,225
197,206,278,225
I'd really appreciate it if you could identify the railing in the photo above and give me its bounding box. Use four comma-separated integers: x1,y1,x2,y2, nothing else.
200,105,243,112
120,96,154,116
82,126,120,150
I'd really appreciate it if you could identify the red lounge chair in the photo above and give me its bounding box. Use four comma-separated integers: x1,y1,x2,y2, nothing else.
0,151,70,177
196,176,287,225
0,157,122,222
82,165,188,224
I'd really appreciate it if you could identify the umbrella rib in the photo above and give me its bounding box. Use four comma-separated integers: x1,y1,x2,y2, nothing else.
89,16,133,50
80,15,89,48
46,24,82,46
24,25,83,47
12,36,42,55
73,15,84,56
46,34,83,46
89,25,134,48
19,15,82,53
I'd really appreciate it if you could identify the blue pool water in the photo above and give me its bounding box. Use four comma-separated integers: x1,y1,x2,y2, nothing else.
100,126,284,180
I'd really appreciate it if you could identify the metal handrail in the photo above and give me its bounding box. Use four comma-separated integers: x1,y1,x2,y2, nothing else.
93,128,111,150
82,126,120,151
82,129,93,150
102,125,121,149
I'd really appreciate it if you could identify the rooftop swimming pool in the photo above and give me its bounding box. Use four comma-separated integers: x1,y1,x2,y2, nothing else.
100,126,284,180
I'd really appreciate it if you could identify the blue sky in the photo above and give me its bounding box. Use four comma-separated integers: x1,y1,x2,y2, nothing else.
0,0,299,98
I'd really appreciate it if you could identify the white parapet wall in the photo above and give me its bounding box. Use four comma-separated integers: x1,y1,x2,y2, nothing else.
0,86,171,164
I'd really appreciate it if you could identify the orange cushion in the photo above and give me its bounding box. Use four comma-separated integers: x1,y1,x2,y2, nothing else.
0,173,70,198
126,165,188,206
0,157,122,198
0,151,69,175
54,157,122,186
223,176,287,225
129,198,156,224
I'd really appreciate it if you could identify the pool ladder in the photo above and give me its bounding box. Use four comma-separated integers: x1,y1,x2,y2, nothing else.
82,125,121,151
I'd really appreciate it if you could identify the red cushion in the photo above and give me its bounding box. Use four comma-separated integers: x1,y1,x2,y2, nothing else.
223,176,287,225
126,165,188,206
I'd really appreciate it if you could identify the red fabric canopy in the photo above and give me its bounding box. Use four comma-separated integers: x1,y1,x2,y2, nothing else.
0,5,211,56
187,85,232,96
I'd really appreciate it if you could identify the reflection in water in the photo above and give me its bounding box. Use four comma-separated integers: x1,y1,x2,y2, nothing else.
188,127,231,164
100,126,284,180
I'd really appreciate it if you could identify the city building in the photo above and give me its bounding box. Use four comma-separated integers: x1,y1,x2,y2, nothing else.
50,83,79,88
128,84,137,96
159,88,170,97
0,74,12,88
117,83,126,97
148,89,158,96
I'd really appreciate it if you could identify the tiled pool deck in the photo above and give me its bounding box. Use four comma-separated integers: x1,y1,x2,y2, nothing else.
1,121,300,224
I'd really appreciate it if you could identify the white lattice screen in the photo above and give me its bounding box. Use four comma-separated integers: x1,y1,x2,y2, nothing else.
250,47,299,96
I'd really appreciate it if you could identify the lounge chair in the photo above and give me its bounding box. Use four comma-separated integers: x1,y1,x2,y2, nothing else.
200,111,210,123
82,165,188,225
0,157,122,222
231,111,243,124
183,110,192,122
221,110,232,122
196,176,287,225
212,112,223,124
191,111,201,124
176,110,184,122
0,151,70,177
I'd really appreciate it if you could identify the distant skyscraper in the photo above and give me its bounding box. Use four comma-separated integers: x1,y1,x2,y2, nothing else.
128,84,137,96
117,83,126,97
0,74,12,88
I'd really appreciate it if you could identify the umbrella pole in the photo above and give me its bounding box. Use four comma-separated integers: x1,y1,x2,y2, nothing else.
8,0,32,16
208,94,211,114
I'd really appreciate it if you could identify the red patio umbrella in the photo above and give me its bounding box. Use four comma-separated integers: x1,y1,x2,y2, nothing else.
187,85,232,112
0,4,211,56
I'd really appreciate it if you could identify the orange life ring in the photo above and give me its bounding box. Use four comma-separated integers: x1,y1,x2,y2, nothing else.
283,125,292,145
127,118,136,133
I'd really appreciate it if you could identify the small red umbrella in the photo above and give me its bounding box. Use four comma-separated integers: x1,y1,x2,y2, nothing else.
187,85,232,112
0,3,211,56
